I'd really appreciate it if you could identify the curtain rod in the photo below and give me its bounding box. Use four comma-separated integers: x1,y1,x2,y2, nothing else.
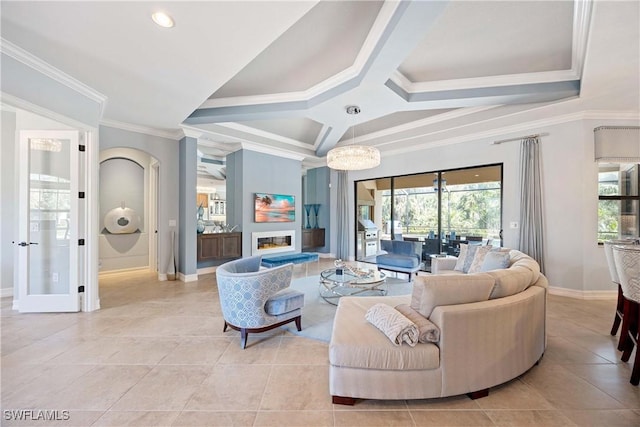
492,132,549,145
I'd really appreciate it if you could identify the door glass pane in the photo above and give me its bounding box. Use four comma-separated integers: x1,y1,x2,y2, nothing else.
375,178,392,240
598,163,639,242
29,137,71,295
392,174,437,240
440,166,502,248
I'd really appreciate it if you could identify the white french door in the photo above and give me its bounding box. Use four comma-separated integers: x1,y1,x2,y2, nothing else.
17,130,81,312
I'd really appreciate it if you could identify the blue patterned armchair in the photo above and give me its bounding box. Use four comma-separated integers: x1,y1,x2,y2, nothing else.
215,255,304,348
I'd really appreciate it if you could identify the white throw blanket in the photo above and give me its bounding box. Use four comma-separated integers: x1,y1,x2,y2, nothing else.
395,304,440,343
365,303,419,347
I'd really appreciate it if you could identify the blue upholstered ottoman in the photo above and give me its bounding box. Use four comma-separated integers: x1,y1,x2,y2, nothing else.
261,252,319,274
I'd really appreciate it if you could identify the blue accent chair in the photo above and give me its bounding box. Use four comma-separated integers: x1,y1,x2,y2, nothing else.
376,240,423,281
216,255,304,348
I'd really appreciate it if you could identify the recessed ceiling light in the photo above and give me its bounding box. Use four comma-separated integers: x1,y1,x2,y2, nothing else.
152,11,174,28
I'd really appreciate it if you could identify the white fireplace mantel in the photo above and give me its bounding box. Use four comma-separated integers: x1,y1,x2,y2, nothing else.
252,230,296,256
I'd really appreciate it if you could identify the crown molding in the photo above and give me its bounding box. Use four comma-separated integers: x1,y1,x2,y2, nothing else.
100,119,181,140
1,38,107,116
195,1,406,112
389,0,593,95
238,141,307,162
381,109,640,157
352,105,499,144
1,92,97,130
390,69,579,94
179,127,204,139
572,0,594,78
581,110,640,121
216,122,314,150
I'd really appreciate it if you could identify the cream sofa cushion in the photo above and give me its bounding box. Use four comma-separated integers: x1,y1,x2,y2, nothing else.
410,273,495,318
485,250,540,299
330,297,439,370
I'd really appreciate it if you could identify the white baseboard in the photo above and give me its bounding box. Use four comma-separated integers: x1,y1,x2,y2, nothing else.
197,266,217,275
179,272,198,282
99,266,151,276
548,286,617,300
157,273,168,281
0,287,13,298
91,298,101,311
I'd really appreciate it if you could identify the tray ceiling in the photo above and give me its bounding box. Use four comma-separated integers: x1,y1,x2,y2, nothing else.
3,0,633,172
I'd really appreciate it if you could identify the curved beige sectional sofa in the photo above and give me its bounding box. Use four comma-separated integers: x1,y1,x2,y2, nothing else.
329,249,547,404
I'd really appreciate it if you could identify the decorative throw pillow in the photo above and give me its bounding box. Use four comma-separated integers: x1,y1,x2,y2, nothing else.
480,251,511,272
461,244,480,273
453,244,468,272
467,245,492,273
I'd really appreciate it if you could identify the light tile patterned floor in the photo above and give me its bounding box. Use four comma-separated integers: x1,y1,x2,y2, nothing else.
2,258,640,426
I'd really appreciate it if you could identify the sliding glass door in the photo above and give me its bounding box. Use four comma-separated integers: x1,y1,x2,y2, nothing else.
355,164,503,265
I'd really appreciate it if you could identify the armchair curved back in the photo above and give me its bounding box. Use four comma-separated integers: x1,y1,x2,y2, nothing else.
612,245,640,304
604,239,637,284
216,256,294,328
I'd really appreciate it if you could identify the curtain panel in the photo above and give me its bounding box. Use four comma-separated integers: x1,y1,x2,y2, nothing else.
336,170,349,260
519,137,546,274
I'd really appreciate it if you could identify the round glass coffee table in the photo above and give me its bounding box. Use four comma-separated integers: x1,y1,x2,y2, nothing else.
319,268,386,305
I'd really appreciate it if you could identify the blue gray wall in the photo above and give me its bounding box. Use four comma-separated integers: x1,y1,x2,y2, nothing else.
304,166,331,253
99,126,179,277
178,136,198,278
227,149,302,256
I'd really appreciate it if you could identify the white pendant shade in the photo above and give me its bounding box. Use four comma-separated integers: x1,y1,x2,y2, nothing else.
327,105,380,170
594,126,640,162
327,145,380,170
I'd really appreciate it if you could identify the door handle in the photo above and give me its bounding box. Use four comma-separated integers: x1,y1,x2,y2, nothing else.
17,242,38,246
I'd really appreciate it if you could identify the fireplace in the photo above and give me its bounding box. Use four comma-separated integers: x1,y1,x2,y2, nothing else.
252,230,296,255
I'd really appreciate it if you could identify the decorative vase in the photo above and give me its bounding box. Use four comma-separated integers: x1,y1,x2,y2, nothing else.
167,230,176,281
304,204,312,229
104,201,140,234
197,204,205,233
312,204,321,228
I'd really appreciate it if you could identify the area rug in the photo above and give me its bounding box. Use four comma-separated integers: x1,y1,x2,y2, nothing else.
282,275,413,342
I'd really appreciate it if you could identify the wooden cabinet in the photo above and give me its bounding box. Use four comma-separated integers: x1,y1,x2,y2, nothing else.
197,193,209,208
197,232,241,262
302,228,325,249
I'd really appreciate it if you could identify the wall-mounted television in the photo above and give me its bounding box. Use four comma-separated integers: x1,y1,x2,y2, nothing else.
254,193,295,223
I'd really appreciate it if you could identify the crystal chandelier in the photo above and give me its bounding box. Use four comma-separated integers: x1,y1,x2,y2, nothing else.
327,106,380,170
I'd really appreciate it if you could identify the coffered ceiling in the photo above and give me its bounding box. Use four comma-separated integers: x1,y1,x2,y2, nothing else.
187,0,584,163
3,0,636,177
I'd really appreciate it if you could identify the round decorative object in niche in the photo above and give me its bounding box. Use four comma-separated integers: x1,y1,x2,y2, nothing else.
104,202,140,234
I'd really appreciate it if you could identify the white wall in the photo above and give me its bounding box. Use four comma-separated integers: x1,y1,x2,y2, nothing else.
0,110,17,296
343,116,638,297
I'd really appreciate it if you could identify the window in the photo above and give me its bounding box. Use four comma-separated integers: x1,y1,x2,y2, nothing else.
30,173,71,241
598,163,640,243
355,164,502,262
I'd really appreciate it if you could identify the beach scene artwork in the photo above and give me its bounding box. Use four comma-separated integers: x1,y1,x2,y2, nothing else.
255,193,295,222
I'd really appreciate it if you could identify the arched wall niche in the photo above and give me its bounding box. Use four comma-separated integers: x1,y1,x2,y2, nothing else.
99,147,158,273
